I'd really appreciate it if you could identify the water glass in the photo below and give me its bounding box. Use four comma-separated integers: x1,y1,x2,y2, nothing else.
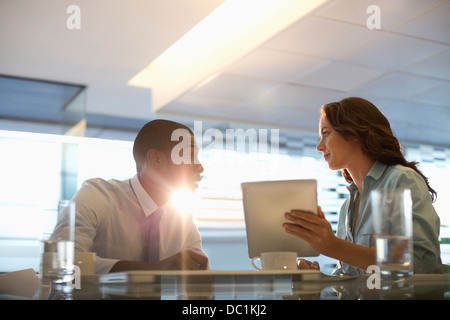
39,200,75,285
371,189,413,282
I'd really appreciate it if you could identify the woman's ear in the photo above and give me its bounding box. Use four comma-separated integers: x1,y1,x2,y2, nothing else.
349,134,359,144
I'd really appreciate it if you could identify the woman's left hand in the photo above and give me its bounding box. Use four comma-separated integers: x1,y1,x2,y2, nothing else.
297,258,320,270
283,206,336,255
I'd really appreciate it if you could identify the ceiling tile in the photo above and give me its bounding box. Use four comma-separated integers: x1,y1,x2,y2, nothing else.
393,1,450,44
1,1,449,147
412,84,450,107
291,60,385,92
402,49,450,81
354,72,446,99
259,83,346,110
340,33,448,71
223,48,325,82
370,98,450,146
315,0,447,29
163,95,244,120
190,73,279,104
272,105,323,132
263,16,381,60
171,91,243,109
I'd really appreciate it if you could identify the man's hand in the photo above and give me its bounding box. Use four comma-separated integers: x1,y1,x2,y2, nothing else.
158,248,209,270
110,248,209,272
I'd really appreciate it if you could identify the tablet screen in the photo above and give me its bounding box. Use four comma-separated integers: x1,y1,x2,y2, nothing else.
241,179,319,258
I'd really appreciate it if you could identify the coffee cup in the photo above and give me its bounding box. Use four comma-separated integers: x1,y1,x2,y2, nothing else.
251,252,298,270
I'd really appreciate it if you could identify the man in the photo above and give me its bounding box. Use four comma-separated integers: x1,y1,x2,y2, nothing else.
65,119,208,274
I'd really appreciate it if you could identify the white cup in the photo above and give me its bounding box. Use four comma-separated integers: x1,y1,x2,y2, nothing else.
251,252,298,271
74,252,96,275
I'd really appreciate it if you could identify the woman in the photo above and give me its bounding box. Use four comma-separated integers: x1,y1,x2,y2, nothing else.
283,97,442,275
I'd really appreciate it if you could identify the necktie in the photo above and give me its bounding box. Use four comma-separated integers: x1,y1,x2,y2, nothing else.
144,208,163,263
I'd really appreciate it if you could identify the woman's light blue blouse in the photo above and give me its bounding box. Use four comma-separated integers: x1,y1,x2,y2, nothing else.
332,160,442,275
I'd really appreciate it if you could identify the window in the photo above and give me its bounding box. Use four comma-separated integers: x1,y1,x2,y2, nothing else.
0,129,449,273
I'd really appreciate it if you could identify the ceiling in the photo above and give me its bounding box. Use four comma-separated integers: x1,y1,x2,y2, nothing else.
0,0,449,146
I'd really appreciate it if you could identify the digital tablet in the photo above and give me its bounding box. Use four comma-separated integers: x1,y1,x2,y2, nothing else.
241,179,319,258
98,269,322,284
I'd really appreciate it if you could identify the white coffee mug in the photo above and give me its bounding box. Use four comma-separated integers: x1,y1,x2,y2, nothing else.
74,252,96,275
251,252,298,270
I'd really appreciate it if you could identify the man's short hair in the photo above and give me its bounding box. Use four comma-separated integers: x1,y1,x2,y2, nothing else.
133,119,193,172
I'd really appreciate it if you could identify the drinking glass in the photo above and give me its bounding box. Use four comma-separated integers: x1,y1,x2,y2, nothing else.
39,200,75,285
371,189,413,282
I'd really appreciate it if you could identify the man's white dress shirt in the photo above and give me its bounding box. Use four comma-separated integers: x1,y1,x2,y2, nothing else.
70,175,203,274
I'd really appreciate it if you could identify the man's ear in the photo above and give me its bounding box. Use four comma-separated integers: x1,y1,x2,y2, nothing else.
146,149,163,169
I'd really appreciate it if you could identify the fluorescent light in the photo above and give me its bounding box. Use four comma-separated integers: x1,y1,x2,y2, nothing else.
128,0,327,112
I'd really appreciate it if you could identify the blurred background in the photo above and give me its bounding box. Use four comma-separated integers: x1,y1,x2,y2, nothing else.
1,0,449,274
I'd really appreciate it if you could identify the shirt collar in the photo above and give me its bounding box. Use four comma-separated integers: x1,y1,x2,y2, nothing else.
130,174,159,217
366,160,387,181
347,160,388,192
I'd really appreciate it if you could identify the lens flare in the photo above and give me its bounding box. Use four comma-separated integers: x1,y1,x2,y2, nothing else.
170,189,199,215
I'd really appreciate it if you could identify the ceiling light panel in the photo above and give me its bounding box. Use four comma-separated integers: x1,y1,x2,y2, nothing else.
128,0,328,111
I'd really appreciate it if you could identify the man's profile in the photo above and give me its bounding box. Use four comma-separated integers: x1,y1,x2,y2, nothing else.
52,119,208,274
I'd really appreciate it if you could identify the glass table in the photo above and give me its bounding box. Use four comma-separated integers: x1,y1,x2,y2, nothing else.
35,270,450,301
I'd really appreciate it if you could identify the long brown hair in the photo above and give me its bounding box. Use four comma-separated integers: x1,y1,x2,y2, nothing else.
321,97,437,202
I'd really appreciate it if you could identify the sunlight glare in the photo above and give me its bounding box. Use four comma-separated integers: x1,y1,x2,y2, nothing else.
170,189,200,215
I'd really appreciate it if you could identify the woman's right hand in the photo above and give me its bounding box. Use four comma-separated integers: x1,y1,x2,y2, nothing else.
284,206,336,255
